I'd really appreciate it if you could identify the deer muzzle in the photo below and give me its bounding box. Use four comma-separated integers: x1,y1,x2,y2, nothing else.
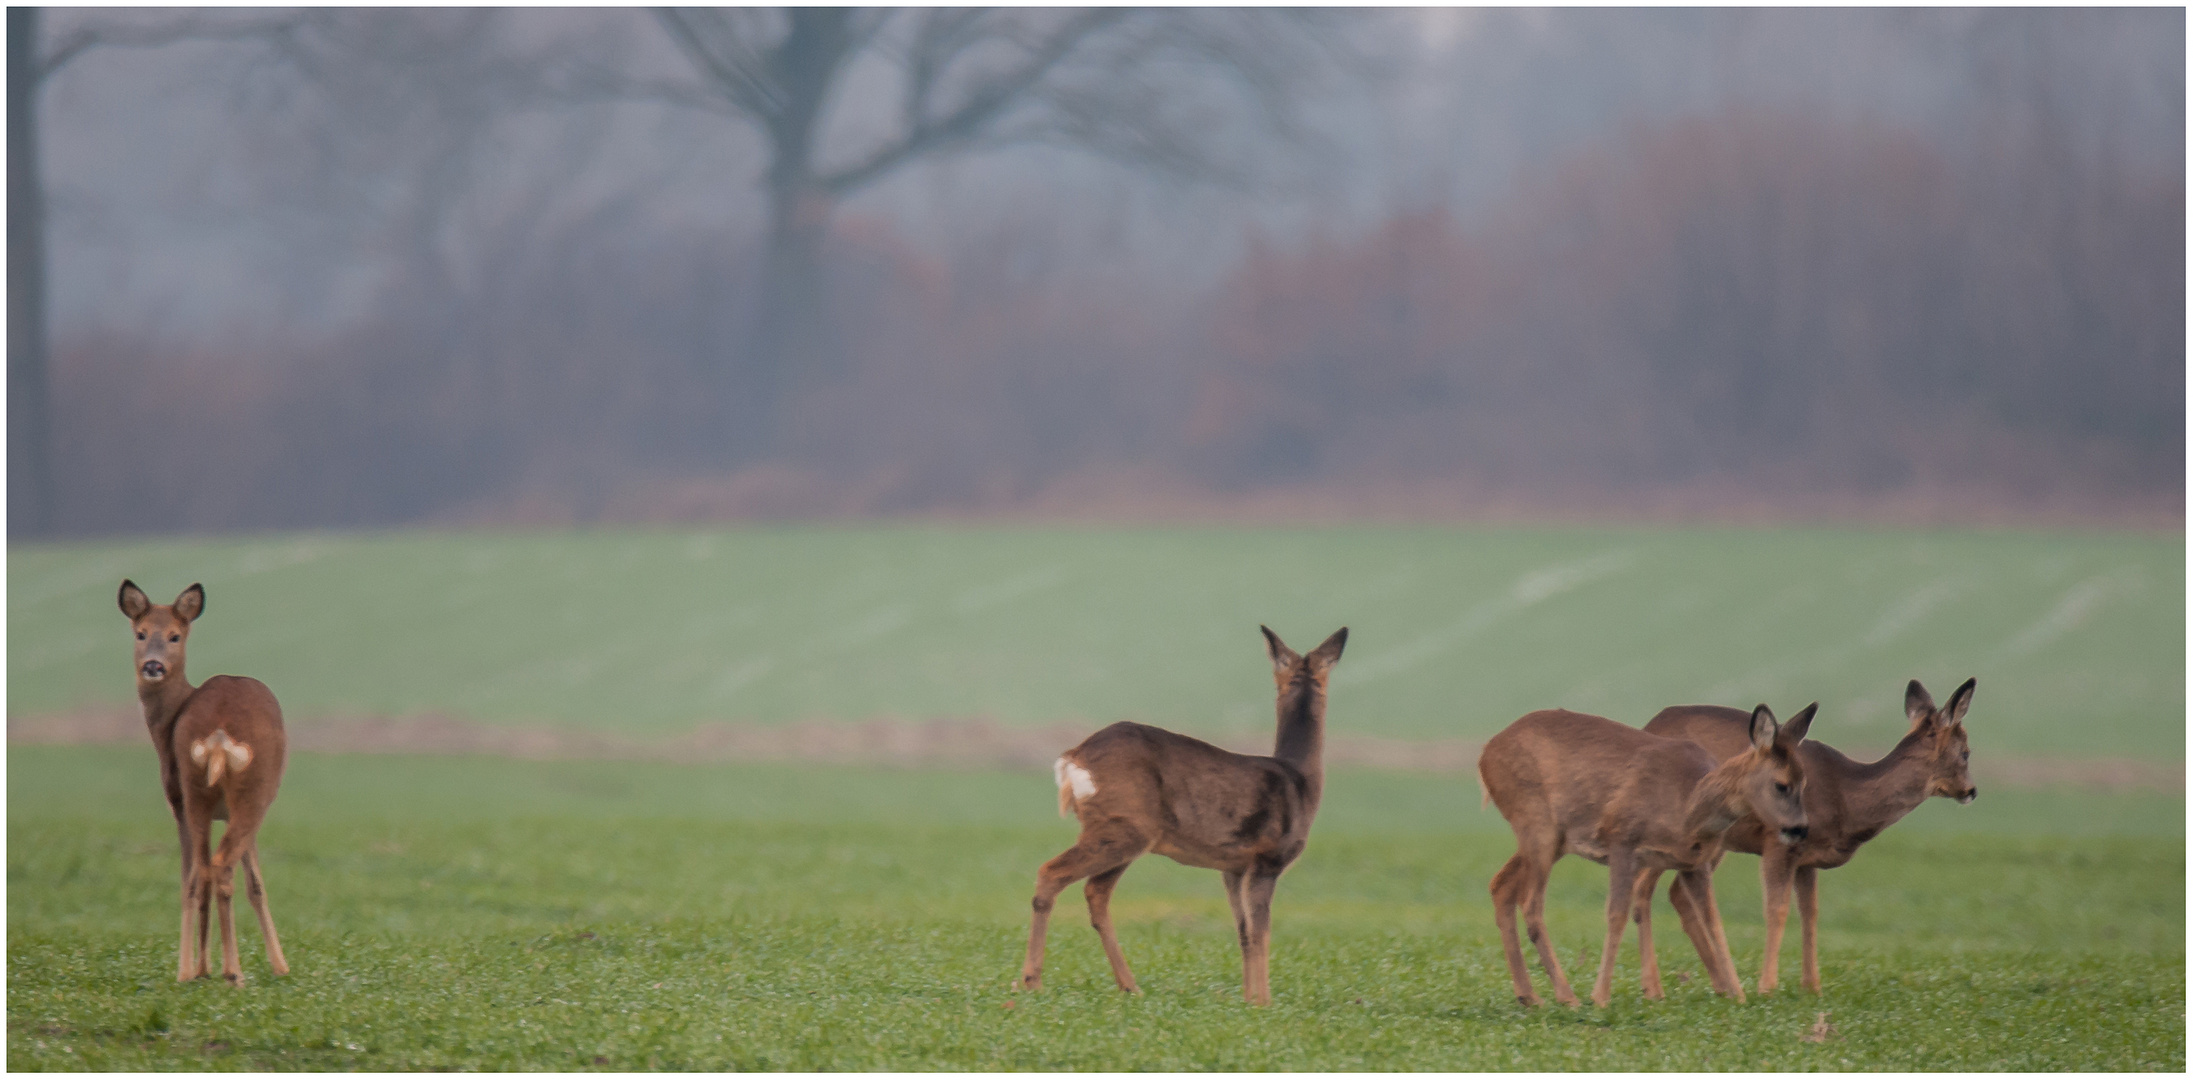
1779,825,1809,844
1957,787,1977,805
140,659,168,681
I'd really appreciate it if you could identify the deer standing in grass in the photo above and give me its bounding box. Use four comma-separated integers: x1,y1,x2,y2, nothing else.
1642,677,1976,994
1478,703,1813,1007
1015,625,1346,1006
119,580,289,983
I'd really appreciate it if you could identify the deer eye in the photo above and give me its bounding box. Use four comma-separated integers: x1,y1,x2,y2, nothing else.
167,633,180,643
1774,782,1790,795
135,631,146,641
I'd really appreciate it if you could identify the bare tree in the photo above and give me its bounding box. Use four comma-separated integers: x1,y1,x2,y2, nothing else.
641,7,1337,456
7,8,300,538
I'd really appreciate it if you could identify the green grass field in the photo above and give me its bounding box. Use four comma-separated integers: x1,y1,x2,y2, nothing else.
8,524,2184,1069
8,524,2184,756
6,746,2182,1070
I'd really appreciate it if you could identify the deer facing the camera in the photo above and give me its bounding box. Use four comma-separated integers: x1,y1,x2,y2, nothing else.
120,579,290,984
1015,625,1347,1006
1478,702,1813,1007
1643,677,1977,994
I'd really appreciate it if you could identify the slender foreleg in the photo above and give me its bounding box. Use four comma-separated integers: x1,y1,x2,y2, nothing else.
1632,868,1665,1000
1758,844,1797,993
1794,865,1821,994
1591,851,1640,1007
1241,871,1281,1006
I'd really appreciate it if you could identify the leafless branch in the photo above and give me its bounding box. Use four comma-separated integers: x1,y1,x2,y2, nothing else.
38,9,310,82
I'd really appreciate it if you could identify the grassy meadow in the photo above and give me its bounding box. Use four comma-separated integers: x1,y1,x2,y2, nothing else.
7,524,2185,1069
7,745,2184,1071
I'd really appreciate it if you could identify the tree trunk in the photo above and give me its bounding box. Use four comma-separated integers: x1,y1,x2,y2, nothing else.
743,174,834,457
8,8,54,537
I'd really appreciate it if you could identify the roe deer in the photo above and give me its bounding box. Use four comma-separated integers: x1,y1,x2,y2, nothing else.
1478,703,1813,1007
1643,677,1976,994
119,580,289,983
1015,625,1347,1006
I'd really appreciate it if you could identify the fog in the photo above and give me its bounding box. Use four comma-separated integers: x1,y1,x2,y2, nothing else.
10,7,2183,537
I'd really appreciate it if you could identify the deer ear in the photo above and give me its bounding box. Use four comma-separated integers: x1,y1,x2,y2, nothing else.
1943,677,1975,727
1747,704,1779,752
1305,627,1348,669
119,580,151,620
1260,625,1300,672
1778,702,1817,747
172,584,205,623
1904,679,1936,730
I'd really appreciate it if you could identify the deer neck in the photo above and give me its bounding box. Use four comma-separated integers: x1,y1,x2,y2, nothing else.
1841,731,1935,835
1271,677,1326,796
137,674,195,752
1679,756,1750,844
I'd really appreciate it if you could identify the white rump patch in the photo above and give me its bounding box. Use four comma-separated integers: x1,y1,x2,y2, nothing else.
1054,757,1097,800
190,730,253,786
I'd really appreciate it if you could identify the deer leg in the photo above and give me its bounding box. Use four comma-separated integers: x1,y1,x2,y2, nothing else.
1084,864,1140,994
1758,845,1796,993
214,859,243,984
1017,828,1146,992
241,846,288,976
1240,870,1280,1006
1683,868,1745,1002
211,825,256,984
1521,863,1579,1007
1223,869,1251,994
1668,871,1732,997
1489,855,1541,1006
1591,851,1640,1007
176,817,199,982
1633,868,1665,1000
1794,864,1821,994
187,816,215,981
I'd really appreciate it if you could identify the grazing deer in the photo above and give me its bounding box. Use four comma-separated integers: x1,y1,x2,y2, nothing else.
1015,625,1347,1006
1642,678,1976,994
1478,703,1813,1007
119,580,290,984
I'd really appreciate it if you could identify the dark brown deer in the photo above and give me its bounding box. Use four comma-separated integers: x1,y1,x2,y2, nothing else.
1642,677,1976,994
1478,703,1814,1007
119,580,290,983
1014,625,1347,1006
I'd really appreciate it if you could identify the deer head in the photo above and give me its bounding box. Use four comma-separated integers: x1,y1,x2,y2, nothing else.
1260,625,1348,690
1905,678,1977,804
1693,702,1814,844
119,580,203,688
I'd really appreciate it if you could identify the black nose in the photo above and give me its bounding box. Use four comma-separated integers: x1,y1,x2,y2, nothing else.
1780,826,1809,843
140,660,166,679
1958,787,1978,805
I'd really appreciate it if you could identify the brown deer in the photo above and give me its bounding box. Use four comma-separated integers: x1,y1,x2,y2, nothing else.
1478,702,1813,1007
1642,677,1976,994
119,580,290,984
1014,625,1347,1006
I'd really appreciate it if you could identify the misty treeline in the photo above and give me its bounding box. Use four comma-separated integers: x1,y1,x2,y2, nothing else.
18,8,2184,537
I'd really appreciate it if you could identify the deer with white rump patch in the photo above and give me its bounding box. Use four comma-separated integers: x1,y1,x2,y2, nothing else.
119,580,290,983
1015,625,1346,1005
1478,702,1813,1007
